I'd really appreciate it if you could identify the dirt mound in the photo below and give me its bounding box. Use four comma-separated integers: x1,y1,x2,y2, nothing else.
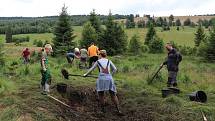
51,84,155,121
15,84,155,121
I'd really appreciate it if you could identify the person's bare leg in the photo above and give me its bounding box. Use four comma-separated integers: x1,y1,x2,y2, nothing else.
98,92,105,112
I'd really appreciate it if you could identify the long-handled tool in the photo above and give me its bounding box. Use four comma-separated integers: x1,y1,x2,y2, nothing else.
61,69,97,79
148,64,163,84
47,94,79,117
47,94,71,108
201,110,208,121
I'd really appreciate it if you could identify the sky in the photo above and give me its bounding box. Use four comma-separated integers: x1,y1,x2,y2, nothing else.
0,0,215,17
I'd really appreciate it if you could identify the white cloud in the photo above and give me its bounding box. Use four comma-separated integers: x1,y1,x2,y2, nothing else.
0,0,214,17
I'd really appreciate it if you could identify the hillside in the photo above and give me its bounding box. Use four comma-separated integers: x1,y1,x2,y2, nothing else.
115,15,215,24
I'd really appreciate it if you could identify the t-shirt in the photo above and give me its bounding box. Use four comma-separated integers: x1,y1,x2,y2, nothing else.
80,48,88,58
88,45,98,57
23,50,30,58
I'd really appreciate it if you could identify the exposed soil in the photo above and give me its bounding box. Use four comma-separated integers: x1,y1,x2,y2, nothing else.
14,83,156,121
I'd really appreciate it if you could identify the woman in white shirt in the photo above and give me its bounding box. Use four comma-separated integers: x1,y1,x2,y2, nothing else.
84,50,123,115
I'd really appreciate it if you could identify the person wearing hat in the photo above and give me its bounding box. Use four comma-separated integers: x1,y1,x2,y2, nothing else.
83,50,123,115
22,48,30,64
40,44,52,95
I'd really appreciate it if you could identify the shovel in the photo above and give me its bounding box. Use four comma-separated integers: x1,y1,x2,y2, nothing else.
148,64,163,84
61,69,97,79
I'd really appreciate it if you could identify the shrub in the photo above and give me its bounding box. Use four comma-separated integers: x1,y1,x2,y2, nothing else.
36,40,43,47
148,36,164,53
129,34,143,54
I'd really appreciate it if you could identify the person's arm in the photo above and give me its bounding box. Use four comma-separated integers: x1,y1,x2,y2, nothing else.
110,61,117,74
84,61,98,76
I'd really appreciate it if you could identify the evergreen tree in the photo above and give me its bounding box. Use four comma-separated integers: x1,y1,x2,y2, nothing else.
184,18,191,26
102,12,127,55
148,36,164,53
129,34,142,54
53,5,76,54
194,24,205,47
204,27,215,61
89,9,101,33
144,23,156,45
169,14,174,26
126,14,135,28
137,20,145,28
0,42,5,66
156,17,164,27
175,19,181,26
5,25,12,43
80,22,98,47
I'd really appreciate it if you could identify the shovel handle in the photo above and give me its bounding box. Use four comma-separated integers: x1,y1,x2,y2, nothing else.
150,65,163,83
69,74,97,78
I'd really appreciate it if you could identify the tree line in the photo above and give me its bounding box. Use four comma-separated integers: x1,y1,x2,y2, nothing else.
126,14,215,30
0,14,128,35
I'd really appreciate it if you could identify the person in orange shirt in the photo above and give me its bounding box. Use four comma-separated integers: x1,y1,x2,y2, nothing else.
88,42,99,68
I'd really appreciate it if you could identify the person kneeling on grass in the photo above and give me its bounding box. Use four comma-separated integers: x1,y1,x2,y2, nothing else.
40,44,53,95
83,50,123,115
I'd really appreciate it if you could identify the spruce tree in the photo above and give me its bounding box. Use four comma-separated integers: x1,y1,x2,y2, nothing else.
169,14,174,26
176,19,181,26
53,5,76,54
205,27,215,61
5,25,12,43
89,9,101,33
0,42,5,66
129,34,142,54
194,24,205,47
102,12,127,55
144,23,156,45
80,22,98,47
148,36,164,53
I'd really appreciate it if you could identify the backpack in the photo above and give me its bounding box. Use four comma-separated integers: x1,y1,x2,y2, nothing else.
97,60,110,74
176,52,182,64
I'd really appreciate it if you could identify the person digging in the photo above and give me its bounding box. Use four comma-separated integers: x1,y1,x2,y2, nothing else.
66,48,80,65
40,44,53,95
83,50,124,116
160,43,182,87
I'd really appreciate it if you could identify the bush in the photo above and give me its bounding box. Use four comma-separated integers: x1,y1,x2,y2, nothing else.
129,34,143,54
12,36,30,44
140,45,149,53
178,45,197,56
36,40,43,47
148,36,164,53
0,42,5,66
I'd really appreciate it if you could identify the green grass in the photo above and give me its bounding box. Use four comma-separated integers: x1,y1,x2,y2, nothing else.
0,26,206,47
0,26,214,120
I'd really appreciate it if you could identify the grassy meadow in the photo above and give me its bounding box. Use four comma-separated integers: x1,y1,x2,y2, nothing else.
0,26,206,47
0,26,215,121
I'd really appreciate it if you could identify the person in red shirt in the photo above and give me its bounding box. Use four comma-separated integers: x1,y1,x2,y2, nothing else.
22,48,30,64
